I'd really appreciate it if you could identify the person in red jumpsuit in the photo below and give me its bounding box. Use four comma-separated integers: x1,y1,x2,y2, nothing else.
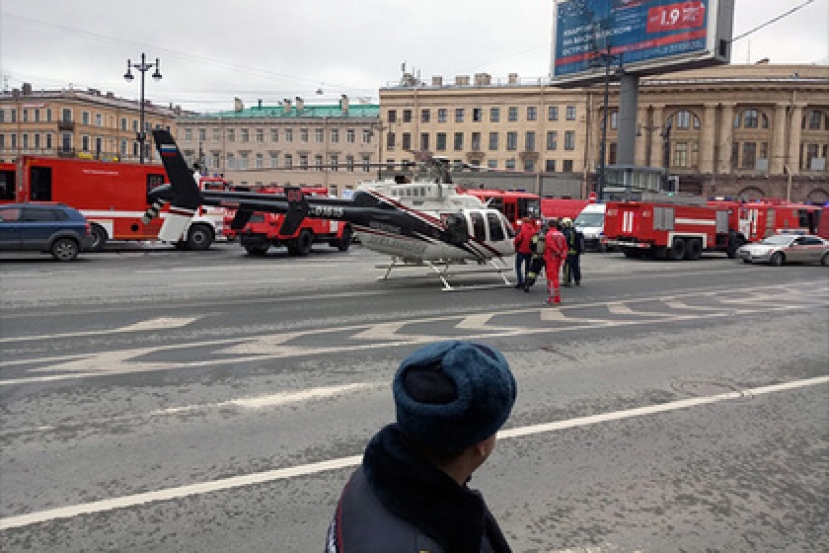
543,220,568,305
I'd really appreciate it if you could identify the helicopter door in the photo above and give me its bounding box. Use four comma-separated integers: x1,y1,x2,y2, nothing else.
443,213,469,245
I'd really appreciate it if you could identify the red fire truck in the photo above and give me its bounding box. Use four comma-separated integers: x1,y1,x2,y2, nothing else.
457,188,541,230
13,156,229,251
229,186,353,256
707,198,823,242
603,197,740,260
541,198,592,221
1,162,15,204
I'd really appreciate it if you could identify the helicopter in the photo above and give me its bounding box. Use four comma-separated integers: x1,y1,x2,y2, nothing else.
145,130,518,290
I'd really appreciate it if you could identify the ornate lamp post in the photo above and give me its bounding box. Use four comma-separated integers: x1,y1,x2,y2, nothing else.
124,53,162,163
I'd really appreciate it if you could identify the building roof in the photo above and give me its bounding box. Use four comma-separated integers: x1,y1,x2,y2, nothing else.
187,103,380,120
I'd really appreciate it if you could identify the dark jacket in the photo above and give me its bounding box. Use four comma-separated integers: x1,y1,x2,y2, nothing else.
326,424,512,553
562,227,585,256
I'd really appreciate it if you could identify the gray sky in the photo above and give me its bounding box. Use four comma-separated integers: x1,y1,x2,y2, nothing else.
1,0,827,113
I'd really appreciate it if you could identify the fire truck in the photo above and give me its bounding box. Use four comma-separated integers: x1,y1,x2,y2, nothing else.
13,156,229,251
229,186,353,256
603,196,742,260
707,198,823,242
541,198,592,221
457,188,541,230
1,162,15,204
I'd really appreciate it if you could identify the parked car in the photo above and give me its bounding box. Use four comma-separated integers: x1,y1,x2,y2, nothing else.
0,203,94,261
736,233,829,266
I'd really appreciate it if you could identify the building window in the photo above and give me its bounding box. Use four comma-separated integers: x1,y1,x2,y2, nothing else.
421,109,430,123
347,129,356,143
82,111,90,125
489,132,499,151
120,117,127,131
387,132,395,151
387,110,397,123
82,135,90,151
270,152,278,168
300,154,309,169
545,159,557,172
471,132,481,151
240,152,249,170
185,128,193,141
473,108,483,122
330,155,339,171
255,153,264,169
402,132,411,150
455,108,465,123
436,133,447,151
227,153,236,170
255,129,263,142
362,129,371,143
563,160,574,172
438,109,448,123
285,154,293,168
315,154,323,170
331,129,339,143
548,106,559,121
403,109,412,123
227,129,235,142
241,129,250,142
806,110,825,130
525,131,536,151
346,155,355,172
609,142,617,164
285,128,293,142
487,159,498,169
271,128,279,142
610,111,618,130
674,142,689,167
214,128,222,142
527,107,537,121
300,128,309,142
508,107,518,122
95,114,102,127
566,106,577,120
524,160,535,172
741,142,757,169
506,132,518,151
453,132,464,151
420,133,430,151
564,131,575,150
361,154,370,172
490,107,500,123
315,128,324,142
506,158,516,170
546,131,558,150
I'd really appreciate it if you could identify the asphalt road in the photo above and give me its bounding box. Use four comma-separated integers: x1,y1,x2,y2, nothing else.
1,243,827,552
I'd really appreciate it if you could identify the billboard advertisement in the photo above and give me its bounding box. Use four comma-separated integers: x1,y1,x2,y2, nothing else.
553,0,734,83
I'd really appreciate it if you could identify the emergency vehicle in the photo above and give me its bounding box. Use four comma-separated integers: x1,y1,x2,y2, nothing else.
603,196,740,260
13,156,229,251
1,162,15,204
707,198,823,242
541,198,592,222
230,186,353,256
457,188,541,230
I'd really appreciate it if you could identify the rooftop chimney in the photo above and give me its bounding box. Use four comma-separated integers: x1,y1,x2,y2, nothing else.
339,94,349,114
234,97,244,112
432,76,443,86
508,73,519,84
295,96,305,112
283,98,292,113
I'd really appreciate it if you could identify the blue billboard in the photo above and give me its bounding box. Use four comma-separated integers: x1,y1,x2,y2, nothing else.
553,0,732,81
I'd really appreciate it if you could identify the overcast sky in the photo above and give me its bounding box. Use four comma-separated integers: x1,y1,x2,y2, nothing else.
1,0,827,113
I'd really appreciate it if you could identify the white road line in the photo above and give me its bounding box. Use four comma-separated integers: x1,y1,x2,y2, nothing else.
1,375,826,531
0,317,199,344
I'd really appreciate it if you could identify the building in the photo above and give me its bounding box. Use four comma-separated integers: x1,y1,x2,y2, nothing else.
174,96,381,197
379,64,829,203
0,83,182,164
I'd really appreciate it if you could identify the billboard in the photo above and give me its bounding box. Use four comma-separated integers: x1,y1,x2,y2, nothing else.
552,0,734,84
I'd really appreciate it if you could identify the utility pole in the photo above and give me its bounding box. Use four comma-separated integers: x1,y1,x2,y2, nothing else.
124,54,162,164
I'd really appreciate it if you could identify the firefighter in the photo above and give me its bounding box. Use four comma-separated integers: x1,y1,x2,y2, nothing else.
523,220,551,292
512,217,537,289
543,220,568,305
561,217,584,287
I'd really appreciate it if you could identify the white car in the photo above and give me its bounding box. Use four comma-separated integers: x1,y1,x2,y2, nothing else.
736,234,829,266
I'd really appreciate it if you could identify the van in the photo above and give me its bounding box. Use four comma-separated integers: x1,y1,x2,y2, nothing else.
574,203,607,252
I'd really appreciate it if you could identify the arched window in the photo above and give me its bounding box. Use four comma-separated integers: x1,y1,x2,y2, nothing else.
735,109,769,129
805,110,827,130
669,110,700,130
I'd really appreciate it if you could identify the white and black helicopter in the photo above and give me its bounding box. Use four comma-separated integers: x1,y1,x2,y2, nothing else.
146,129,518,290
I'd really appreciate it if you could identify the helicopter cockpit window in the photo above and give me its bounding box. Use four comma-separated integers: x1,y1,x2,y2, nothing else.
442,213,469,245
470,211,486,241
487,212,506,241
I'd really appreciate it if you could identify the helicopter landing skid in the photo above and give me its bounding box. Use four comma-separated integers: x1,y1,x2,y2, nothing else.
377,258,512,291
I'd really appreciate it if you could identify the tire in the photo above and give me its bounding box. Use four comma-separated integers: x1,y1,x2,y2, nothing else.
727,233,744,259
337,227,352,252
822,252,829,266
186,224,214,251
89,224,108,252
51,238,79,261
668,238,686,261
769,252,784,266
296,229,313,256
742,259,752,264
685,239,702,261
245,245,269,256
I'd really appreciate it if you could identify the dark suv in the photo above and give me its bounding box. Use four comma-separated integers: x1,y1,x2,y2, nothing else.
0,203,94,261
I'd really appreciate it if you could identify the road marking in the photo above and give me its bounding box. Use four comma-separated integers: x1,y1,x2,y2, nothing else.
1,375,825,531
0,317,199,344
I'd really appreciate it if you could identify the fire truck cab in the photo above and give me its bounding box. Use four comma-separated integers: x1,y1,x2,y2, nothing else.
232,186,353,256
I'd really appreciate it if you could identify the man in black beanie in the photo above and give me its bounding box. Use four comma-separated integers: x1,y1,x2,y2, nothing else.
325,340,516,553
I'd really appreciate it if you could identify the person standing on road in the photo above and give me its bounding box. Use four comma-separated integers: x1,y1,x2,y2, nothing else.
561,217,584,287
325,340,516,553
543,220,568,305
513,217,537,289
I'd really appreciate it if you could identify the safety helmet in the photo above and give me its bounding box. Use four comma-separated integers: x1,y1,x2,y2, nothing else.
562,217,572,227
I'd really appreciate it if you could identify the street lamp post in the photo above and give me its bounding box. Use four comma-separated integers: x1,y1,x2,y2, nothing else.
124,53,162,164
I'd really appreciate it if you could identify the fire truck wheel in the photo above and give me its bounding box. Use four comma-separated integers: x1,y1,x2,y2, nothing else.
822,252,828,266
769,252,784,266
685,239,702,261
89,224,108,252
337,228,353,252
245,245,269,256
669,238,686,261
296,229,313,256
51,238,79,262
186,224,214,251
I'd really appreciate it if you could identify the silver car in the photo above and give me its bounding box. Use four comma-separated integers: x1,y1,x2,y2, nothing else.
736,233,829,266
